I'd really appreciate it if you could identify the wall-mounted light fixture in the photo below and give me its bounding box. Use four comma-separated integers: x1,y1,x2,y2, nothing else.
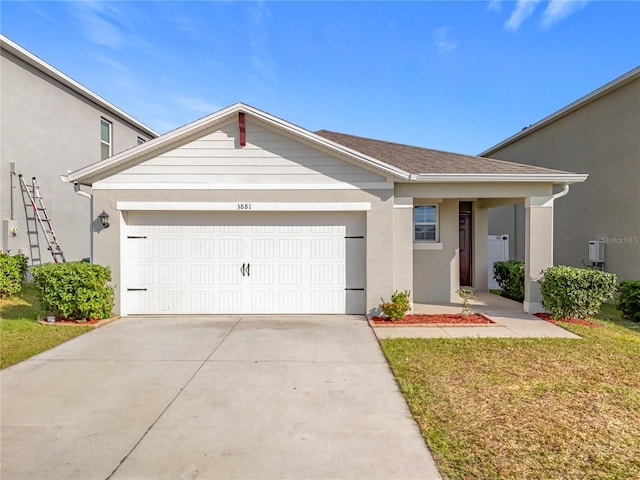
98,210,110,229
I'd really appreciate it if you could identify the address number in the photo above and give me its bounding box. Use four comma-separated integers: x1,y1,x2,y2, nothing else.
237,203,252,210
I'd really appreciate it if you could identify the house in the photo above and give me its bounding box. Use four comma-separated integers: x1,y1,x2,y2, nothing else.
483,67,640,281
0,34,158,263
64,103,587,316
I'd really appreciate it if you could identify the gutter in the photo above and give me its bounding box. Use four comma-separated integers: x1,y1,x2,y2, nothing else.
73,182,93,263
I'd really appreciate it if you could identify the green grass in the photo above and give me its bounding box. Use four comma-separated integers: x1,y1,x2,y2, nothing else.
1,284,92,369
381,304,640,480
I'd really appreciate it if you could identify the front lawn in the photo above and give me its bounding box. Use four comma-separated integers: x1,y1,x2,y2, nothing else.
0,284,92,369
381,304,640,480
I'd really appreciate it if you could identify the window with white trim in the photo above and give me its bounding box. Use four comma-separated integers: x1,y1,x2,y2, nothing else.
414,205,438,242
100,118,112,160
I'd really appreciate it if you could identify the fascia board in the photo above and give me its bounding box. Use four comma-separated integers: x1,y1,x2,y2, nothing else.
480,66,640,156
410,173,588,184
1,34,158,138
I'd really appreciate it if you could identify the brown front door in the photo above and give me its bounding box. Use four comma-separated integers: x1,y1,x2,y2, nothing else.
459,202,472,286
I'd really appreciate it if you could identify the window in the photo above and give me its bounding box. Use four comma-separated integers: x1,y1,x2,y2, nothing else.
414,205,438,242
137,136,146,145
100,118,112,160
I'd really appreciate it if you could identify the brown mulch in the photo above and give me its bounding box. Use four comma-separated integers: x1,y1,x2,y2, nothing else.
534,312,600,327
371,313,496,326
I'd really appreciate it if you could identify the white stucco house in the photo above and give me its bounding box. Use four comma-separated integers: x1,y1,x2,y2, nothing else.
64,103,587,316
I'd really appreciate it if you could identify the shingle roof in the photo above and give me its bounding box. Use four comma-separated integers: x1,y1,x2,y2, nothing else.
315,130,569,176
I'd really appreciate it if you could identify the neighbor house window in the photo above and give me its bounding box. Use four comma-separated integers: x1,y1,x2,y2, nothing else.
100,118,112,160
414,205,438,242
137,136,146,145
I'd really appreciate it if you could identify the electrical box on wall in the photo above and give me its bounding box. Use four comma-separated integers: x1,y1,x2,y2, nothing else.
588,240,605,263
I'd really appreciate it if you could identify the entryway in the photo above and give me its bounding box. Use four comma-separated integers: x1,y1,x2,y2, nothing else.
459,201,472,286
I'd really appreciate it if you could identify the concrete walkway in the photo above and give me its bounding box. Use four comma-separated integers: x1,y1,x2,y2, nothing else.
374,292,581,339
1,315,441,480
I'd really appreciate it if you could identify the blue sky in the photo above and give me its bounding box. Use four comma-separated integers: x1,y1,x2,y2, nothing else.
2,1,639,154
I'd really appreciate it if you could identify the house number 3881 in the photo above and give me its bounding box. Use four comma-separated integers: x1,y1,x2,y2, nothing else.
237,203,252,210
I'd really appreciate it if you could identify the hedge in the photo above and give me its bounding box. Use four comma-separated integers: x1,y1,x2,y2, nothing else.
492,260,525,302
0,253,28,298
617,280,640,322
539,265,617,319
32,262,114,321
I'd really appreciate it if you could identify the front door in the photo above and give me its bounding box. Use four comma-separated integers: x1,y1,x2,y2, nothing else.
459,202,472,286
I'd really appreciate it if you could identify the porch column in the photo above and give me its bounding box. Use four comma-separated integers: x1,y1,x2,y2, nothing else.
524,195,554,313
393,197,414,308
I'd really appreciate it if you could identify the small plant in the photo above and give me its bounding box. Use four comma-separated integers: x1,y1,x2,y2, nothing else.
538,265,617,319
617,280,640,322
493,260,525,302
32,262,114,321
0,252,28,298
380,290,411,321
457,289,475,317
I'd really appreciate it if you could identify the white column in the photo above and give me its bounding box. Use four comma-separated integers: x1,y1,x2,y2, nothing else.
393,197,414,308
524,195,554,313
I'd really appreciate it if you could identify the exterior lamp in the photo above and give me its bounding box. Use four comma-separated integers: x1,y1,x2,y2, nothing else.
98,210,110,228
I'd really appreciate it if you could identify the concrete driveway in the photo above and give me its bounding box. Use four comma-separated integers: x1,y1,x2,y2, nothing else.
1,315,441,480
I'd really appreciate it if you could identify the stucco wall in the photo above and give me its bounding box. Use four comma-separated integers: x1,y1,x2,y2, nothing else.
487,76,640,280
0,49,154,262
92,188,393,315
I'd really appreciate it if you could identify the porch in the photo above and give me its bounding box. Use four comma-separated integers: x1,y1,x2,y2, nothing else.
373,292,580,339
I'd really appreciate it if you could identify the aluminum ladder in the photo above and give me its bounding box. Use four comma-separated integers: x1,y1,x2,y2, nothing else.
18,175,66,263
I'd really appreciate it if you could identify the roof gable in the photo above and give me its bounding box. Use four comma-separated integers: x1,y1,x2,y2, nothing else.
94,117,391,189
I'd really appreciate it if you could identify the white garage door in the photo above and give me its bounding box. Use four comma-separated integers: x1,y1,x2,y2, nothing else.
122,212,365,314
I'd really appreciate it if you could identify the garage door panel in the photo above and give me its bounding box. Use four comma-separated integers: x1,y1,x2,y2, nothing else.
124,212,365,314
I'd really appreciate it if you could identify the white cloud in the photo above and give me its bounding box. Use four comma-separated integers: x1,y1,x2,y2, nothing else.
487,0,503,12
433,26,459,55
505,0,543,31
541,0,590,29
69,1,126,49
171,95,220,115
503,0,591,31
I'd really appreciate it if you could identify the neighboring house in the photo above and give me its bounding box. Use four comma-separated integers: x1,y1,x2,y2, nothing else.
65,103,587,316
483,67,640,281
1,34,157,263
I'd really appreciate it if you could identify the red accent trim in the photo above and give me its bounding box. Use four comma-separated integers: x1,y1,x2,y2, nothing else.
238,112,246,146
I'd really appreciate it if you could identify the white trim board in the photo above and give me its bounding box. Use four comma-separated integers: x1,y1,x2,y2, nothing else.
116,201,372,212
94,182,393,190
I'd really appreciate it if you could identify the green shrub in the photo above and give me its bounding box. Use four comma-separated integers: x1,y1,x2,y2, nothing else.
617,280,640,322
539,266,617,319
0,253,28,298
493,260,525,302
380,290,411,321
32,262,114,321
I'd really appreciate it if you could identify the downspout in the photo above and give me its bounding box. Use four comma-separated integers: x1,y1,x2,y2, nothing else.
73,182,93,263
551,183,570,201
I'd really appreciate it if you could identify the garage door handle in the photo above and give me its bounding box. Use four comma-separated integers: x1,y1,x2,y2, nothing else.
127,288,147,291
246,263,250,276
240,263,246,276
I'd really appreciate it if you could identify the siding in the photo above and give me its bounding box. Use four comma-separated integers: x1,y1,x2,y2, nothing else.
100,120,390,187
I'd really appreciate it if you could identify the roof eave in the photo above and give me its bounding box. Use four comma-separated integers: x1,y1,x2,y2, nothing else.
408,173,588,184
1,34,158,138
480,66,640,156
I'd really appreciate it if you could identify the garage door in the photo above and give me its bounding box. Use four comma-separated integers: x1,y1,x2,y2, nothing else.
122,211,365,314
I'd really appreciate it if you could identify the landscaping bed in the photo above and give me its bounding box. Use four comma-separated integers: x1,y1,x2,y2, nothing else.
534,312,599,327
37,315,119,328
370,313,496,327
